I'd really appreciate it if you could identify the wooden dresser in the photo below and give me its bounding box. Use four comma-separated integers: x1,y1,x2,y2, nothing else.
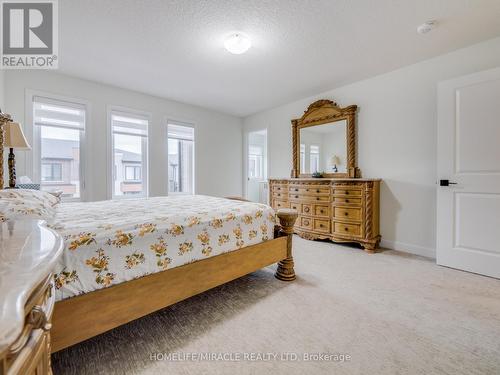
0,220,63,375
269,178,381,252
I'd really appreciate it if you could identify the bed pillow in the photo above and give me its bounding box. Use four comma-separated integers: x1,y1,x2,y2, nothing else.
0,189,61,207
0,195,56,222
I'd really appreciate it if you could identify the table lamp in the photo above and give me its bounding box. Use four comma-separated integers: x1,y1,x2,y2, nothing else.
330,155,340,173
4,122,31,188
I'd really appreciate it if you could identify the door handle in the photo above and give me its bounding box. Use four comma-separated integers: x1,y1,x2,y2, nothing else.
439,179,458,187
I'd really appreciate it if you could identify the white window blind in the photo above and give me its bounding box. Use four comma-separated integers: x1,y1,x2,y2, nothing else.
34,96,85,130
168,123,194,141
111,112,148,136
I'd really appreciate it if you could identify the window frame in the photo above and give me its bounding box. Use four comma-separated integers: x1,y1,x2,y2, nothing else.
166,119,195,195
28,91,88,202
107,106,150,199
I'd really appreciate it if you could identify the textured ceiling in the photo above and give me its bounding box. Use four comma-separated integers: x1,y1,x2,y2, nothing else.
59,0,500,116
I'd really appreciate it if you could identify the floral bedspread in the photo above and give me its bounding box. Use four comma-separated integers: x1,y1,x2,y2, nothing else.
50,195,276,301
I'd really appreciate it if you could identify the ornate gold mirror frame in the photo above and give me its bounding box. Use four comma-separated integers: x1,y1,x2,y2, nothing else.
291,99,359,178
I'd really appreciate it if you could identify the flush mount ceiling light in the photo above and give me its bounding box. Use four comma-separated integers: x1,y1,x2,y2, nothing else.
417,20,437,34
224,33,251,54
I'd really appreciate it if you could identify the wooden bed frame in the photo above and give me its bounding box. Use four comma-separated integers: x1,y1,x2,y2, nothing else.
50,210,297,352
0,111,298,353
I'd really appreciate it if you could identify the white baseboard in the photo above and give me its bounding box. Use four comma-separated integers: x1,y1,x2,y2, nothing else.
380,239,436,259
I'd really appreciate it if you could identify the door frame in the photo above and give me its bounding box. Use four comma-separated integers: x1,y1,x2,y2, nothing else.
243,128,268,201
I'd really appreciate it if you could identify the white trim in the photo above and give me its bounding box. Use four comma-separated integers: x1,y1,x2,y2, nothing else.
380,239,436,259
165,117,196,195
26,89,90,201
107,105,151,199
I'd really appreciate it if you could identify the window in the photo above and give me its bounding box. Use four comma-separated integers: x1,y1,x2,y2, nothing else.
300,143,305,172
248,145,263,179
110,110,149,198
33,96,86,199
124,165,141,181
310,144,320,173
167,122,194,194
41,163,62,182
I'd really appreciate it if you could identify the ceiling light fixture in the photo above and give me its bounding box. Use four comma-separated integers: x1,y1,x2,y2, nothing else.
224,33,251,54
417,20,436,34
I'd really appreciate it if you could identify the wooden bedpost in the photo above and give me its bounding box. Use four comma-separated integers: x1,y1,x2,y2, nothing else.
275,208,298,281
0,110,12,189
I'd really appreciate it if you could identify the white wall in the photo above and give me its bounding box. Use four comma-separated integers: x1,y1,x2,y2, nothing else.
0,70,4,110
244,36,500,258
5,70,243,201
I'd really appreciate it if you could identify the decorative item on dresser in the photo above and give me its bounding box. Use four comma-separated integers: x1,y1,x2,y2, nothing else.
270,99,382,252
0,220,64,375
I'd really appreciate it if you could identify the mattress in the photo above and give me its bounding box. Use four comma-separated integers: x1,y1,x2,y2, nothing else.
50,195,276,301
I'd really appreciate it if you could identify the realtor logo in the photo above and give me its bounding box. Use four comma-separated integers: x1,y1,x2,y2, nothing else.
1,0,58,69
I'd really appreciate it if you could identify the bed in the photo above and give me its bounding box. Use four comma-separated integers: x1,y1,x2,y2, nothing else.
0,112,297,353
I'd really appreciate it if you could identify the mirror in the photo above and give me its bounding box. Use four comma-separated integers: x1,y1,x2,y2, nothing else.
299,120,347,174
291,99,359,178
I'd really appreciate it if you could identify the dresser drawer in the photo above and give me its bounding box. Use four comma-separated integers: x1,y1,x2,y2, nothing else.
272,191,288,200
333,221,362,237
288,202,313,216
313,219,330,233
289,186,330,195
332,197,362,206
6,275,54,373
298,216,313,230
334,207,362,222
272,185,287,193
272,200,289,209
332,188,362,196
314,205,330,217
289,193,330,203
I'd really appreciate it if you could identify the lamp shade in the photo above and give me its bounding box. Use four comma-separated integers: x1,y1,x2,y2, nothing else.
4,122,31,150
330,155,340,165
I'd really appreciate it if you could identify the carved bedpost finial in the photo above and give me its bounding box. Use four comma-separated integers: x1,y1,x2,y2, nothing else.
275,208,298,281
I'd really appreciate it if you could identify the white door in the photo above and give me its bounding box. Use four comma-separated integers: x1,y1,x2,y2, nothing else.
245,130,268,203
437,67,500,278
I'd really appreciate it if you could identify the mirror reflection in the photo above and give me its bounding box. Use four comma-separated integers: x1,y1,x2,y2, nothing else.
299,120,347,174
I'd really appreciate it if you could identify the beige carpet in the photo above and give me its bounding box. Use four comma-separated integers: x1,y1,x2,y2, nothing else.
51,236,500,375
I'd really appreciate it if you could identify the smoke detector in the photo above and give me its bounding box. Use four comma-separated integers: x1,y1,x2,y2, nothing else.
417,21,436,34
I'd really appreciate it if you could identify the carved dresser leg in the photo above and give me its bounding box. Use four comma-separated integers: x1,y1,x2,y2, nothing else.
275,209,298,281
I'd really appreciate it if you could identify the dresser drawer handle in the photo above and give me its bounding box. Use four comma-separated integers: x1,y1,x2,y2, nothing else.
344,212,348,216
316,197,320,201
345,191,349,195
320,210,324,213
277,193,281,196
319,224,324,227
294,188,299,192
316,189,320,193
304,220,310,226
304,207,310,213
295,195,299,199
344,227,349,231
345,199,349,203
306,189,310,192
29,306,51,331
